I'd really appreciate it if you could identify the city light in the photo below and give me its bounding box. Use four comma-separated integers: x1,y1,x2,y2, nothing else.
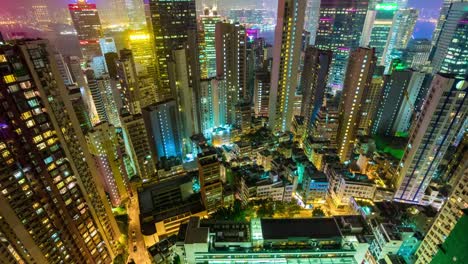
0,0,466,263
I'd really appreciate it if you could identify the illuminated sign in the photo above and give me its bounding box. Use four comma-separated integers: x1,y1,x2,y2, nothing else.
376,3,398,11
129,34,150,41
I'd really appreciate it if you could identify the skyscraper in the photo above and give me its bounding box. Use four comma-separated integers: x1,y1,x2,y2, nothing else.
32,0,51,25
314,0,369,91
381,8,418,71
366,3,398,62
86,122,129,207
358,66,385,136
300,47,332,137
336,47,376,162
199,7,222,78
142,100,182,161
127,31,156,76
268,0,306,132
121,114,157,181
69,0,103,60
431,2,468,78
215,22,247,124
0,39,118,263
393,74,467,204
253,70,271,117
116,49,140,114
415,154,468,263
372,67,425,136
149,0,197,102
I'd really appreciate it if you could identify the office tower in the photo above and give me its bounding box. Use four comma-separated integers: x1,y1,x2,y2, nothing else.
54,52,74,85
85,69,108,124
69,0,103,60
215,22,247,124
99,37,117,54
99,0,128,26
32,0,51,25
121,114,156,181
169,49,199,156
304,0,321,45
366,3,398,62
127,30,156,76
0,40,119,263
358,66,385,136
431,2,468,78
104,52,119,78
432,0,466,48
253,70,270,117
268,0,306,132
66,84,93,133
336,48,376,162
300,47,332,137
199,7,222,78
314,0,369,91
402,38,431,70
126,0,147,29
86,123,129,206
143,100,182,161
381,8,418,70
394,74,467,204
149,0,197,102
116,49,140,114
415,160,468,263
372,67,425,136
96,76,121,127
198,148,223,213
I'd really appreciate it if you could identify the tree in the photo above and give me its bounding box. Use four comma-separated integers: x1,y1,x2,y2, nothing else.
312,208,325,217
285,202,301,217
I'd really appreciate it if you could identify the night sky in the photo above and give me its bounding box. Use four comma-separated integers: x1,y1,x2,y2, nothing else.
2,0,443,39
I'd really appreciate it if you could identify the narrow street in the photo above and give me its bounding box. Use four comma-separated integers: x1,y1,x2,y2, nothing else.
127,188,151,264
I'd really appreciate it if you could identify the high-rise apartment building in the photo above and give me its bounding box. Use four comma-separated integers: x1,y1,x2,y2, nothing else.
431,0,465,48
431,2,468,78
215,22,247,124
69,0,103,60
199,7,222,78
149,0,197,102
268,0,306,132
415,155,468,263
85,69,108,124
314,0,369,91
142,100,182,161
336,48,376,162
86,122,129,206
300,47,332,137
198,148,223,213
253,70,270,117
0,40,119,263
169,49,199,156
121,114,157,181
199,78,227,139
381,8,418,71
393,74,467,204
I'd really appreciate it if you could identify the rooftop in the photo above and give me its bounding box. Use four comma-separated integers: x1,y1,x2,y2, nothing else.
260,218,342,240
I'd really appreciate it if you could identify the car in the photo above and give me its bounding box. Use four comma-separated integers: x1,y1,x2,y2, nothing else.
133,245,137,252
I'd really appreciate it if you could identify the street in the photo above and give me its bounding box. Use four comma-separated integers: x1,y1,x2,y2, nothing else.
127,188,151,264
